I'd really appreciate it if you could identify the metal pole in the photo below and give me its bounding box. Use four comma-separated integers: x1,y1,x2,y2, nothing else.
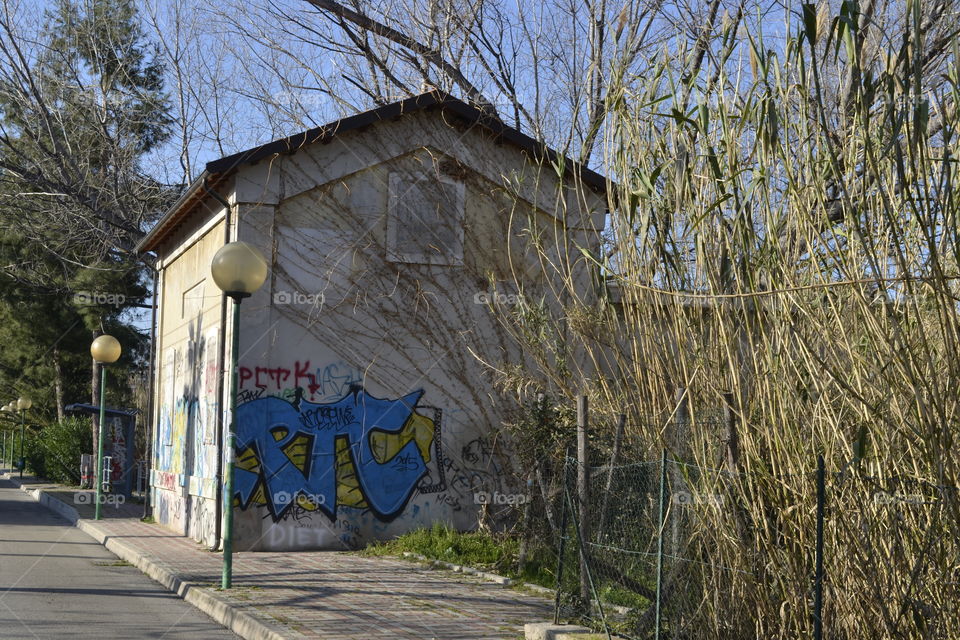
19,410,25,478
211,197,233,552
655,447,667,640
143,267,159,520
553,447,571,624
576,395,590,605
95,364,108,519
813,454,825,640
565,479,610,639
222,299,241,589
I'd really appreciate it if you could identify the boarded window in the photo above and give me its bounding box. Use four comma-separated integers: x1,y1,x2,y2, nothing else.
387,172,464,265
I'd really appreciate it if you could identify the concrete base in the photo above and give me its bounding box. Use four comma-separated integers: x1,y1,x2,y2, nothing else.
524,622,596,640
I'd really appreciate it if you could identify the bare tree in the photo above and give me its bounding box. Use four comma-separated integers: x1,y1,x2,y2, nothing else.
0,0,175,270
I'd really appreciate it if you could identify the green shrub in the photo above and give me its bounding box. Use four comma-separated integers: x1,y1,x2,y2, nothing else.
22,430,45,478
30,418,91,484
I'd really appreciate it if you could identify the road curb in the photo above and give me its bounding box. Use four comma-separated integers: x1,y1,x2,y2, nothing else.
23,483,82,524
401,551,516,585
7,474,293,640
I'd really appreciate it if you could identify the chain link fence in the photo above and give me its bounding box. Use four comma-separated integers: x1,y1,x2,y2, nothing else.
537,420,960,639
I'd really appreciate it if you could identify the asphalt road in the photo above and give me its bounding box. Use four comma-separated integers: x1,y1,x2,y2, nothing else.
0,476,239,639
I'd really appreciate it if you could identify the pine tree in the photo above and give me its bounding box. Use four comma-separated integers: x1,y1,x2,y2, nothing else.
0,0,171,451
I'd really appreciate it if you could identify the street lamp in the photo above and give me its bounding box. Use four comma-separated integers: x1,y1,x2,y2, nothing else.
1,404,9,471
91,334,122,520
16,398,30,478
3,403,14,473
8,403,18,475
211,240,268,589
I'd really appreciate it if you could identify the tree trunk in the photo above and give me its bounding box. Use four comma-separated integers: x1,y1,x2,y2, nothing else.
53,346,65,422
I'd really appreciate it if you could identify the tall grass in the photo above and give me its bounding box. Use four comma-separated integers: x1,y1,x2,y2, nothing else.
488,2,960,637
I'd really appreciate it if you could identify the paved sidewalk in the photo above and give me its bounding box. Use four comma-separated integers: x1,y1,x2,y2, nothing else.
3,471,552,639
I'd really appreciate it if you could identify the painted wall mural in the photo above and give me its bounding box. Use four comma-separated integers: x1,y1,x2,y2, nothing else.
155,328,219,480
194,328,219,479
155,348,179,473
151,344,503,549
233,384,441,522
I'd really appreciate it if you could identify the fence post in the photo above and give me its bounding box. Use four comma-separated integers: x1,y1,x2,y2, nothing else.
814,454,825,640
597,413,625,541
655,447,667,640
518,473,534,571
553,448,571,624
576,395,590,605
671,388,688,559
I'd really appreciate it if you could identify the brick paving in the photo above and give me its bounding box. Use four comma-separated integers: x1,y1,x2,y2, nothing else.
7,473,551,639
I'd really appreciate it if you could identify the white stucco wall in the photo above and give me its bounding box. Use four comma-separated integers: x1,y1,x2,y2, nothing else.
151,215,227,549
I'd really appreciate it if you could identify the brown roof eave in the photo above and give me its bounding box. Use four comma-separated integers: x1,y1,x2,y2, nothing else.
135,170,230,254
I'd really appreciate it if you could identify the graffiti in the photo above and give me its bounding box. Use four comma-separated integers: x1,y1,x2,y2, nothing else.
193,329,220,478
240,365,292,391
199,328,219,445
159,397,195,474
433,492,463,512
317,363,362,400
155,327,219,480
156,349,176,471
233,385,439,522
300,403,355,430
153,489,184,531
154,470,177,491
189,497,217,547
237,388,264,403
109,416,127,484
413,408,445,493
238,360,362,402
426,436,506,514
156,347,196,475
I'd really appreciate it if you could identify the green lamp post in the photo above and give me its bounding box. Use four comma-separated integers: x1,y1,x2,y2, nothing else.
91,334,122,520
211,240,268,590
5,403,16,473
16,398,30,478
1,404,9,471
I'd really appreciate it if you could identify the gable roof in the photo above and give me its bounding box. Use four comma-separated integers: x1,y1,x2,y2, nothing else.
137,91,608,254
